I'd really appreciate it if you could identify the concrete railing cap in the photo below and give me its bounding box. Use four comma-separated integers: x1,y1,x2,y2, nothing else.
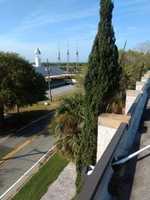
98,113,130,129
136,81,145,86
126,90,141,96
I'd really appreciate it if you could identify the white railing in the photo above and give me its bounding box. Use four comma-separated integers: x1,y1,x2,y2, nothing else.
0,145,56,200
112,144,150,166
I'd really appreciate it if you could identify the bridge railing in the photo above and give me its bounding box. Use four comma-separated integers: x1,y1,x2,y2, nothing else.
78,79,150,200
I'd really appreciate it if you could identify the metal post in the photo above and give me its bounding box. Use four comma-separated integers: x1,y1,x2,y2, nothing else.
67,49,70,73
76,48,79,73
46,59,52,102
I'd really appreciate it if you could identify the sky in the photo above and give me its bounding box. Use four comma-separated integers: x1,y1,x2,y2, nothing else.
0,0,149,62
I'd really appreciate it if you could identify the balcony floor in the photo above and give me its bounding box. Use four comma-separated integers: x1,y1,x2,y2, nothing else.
130,100,150,200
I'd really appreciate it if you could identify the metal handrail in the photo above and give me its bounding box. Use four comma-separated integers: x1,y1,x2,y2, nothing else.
112,145,150,166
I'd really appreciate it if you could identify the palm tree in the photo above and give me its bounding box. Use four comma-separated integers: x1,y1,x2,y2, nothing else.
53,94,84,161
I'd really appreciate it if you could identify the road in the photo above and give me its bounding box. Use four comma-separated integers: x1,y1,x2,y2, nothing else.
0,84,76,196
47,84,76,98
0,113,53,156
0,113,55,196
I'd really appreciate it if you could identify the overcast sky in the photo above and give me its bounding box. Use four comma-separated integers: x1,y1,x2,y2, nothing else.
0,0,149,62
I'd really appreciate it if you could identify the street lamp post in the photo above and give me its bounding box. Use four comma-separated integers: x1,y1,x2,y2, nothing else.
45,59,52,102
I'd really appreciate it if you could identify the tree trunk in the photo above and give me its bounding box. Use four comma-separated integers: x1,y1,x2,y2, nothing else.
0,104,4,128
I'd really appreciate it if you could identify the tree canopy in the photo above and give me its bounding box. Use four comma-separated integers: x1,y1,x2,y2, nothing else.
0,52,47,126
76,0,121,188
53,94,84,161
119,50,149,89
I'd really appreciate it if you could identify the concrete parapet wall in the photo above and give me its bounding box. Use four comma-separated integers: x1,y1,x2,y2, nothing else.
97,125,116,163
118,86,149,158
143,71,150,78
141,77,149,83
125,90,141,114
94,87,148,199
96,71,150,163
136,81,145,92
78,72,150,200
97,114,130,162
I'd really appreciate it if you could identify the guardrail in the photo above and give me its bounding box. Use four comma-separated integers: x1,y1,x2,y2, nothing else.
0,145,56,200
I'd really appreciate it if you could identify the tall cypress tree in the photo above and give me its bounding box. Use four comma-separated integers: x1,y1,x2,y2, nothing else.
76,0,121,186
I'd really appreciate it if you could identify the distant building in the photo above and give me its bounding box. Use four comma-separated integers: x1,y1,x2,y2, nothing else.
33,48,75,89
35,65,66,78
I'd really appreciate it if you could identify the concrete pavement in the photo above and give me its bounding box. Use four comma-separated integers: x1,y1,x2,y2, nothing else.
41,163,76,200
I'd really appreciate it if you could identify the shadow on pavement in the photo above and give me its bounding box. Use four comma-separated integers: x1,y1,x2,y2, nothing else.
0,149,47,161
0,110,54,138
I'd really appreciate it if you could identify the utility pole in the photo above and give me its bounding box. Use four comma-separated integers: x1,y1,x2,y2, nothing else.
119,40,127,66
67,44,70,73
58,50,61,64
76,48,79,73
45,59,52,101
57,42,61,65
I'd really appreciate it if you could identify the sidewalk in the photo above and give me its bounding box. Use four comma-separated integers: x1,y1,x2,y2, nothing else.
41,163,76,200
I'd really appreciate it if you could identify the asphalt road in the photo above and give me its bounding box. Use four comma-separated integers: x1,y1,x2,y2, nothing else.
0,84,76,196
0,113,53,152
0,113,55,196
47,84,76,98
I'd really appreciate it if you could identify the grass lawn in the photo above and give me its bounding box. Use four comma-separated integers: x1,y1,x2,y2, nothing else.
13,153,68,200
